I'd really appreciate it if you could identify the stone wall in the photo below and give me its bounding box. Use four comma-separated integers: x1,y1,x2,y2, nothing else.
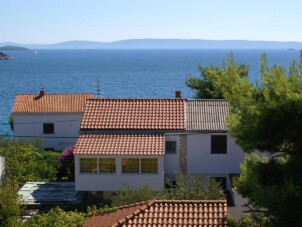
179,135,187,174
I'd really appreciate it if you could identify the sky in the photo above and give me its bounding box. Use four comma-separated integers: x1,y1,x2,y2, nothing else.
1,0,302,43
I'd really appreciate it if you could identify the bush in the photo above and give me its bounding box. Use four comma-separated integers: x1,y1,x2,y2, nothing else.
24,207,85,227
57,147,75,181
111,173,225,207
159,173,225,200
0,138,61,187
112,184,156,207
0,180,23,227
86,205,117,217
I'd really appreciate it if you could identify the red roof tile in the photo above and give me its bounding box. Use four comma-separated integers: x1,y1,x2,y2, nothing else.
74,134,165,155
84,202,148,227
80,98,186,130
12,93,93,113
84,200,227,227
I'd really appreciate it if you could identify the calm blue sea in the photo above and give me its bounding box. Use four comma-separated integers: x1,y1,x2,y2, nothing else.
0,49,300,135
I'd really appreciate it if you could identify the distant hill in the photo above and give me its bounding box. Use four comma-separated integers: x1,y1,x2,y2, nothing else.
0,45,30,51
1,39,302,50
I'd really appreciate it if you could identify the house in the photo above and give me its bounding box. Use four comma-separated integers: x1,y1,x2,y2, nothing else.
74,92,245,191
11,88,93,151
84,200,227,226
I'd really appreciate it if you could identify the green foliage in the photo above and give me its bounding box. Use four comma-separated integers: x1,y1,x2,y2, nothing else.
111,183,156,207
112,173,225,207
0,138,61,187
227,214,271,227
86,205,117,217
57,147,75,181
8,115,14,131
0,180,23,227
201,52,302,225
186,54,249,99
24,207,85,227
159,173,225,200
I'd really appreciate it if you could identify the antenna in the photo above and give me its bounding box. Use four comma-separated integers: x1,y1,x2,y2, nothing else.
97,80,100,97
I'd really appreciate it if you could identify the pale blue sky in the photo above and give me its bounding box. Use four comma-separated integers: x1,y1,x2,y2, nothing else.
1,0,302,43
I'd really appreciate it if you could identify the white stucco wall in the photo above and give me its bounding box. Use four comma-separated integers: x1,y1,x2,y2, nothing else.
164,135,180,174
75,154,164,191
187,133,245,174
13,112,83,150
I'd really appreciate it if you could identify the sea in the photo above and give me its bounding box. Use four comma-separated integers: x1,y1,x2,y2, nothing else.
0,49,300,135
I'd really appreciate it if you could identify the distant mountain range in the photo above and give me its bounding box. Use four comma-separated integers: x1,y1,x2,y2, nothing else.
1,39,302,50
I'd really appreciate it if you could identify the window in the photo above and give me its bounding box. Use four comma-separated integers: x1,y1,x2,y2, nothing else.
80,158,97,173
122,159,139,173
166,141,177,154
211,135,227,154
141,159,158,173
99,158,116,173
43,123,54,134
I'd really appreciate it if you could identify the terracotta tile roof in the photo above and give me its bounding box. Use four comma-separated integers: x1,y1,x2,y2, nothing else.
84,202,148,227
12,93,93,113
73,134,165,155
186,100,229,131
80,98,186,130
84,200,227,227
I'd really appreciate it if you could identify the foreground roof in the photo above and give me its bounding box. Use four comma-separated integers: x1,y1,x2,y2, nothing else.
81,98,186,130
84,200,227,227
74,134,165,155
12,93,93,113
186,99,229,131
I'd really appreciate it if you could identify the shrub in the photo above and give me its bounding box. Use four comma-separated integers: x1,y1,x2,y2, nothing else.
57,147,75,181
24,207,85,227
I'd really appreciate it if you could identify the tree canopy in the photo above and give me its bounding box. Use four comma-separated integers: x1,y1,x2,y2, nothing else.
187,51,302,225
186,54,249,99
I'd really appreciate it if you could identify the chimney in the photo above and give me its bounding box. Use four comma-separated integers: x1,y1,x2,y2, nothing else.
40,87,45,96
175,90,182,98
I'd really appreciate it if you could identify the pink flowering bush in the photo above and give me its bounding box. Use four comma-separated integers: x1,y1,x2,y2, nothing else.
57,147,75,181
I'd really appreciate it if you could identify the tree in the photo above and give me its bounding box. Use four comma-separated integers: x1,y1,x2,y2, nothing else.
186,54,249,99
193,52,302,225
0,138,61,187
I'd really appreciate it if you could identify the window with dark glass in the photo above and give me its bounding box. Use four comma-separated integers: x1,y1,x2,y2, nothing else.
43,123,54,134
211,135,227,154
166,141,177,154
122,158,139,173
80,158,97,173
99,158,116,173
141,159,158,173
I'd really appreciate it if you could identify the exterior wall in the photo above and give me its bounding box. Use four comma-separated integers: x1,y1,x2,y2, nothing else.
164,135,180,174
164,133,245,190
13,112,83,150
75,154,164,191
187,133,244,174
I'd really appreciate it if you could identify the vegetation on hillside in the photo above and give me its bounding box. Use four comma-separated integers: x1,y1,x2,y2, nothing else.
0,46,29,51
